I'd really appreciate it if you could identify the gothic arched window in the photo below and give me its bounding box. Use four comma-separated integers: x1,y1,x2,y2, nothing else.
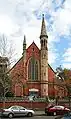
28,57,39,81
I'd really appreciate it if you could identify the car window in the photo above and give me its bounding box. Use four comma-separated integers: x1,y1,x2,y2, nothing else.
18,106,25,110
49,105,54,108
11,106,18,110
47,105,54,108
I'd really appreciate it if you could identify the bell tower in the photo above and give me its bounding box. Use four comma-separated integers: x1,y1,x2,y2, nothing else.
40,14,48,97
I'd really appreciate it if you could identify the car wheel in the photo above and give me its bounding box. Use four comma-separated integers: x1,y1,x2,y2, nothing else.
53,112,56,116
45,112,49,116
27,112,33,117
8,113,13,118
46,112,48,116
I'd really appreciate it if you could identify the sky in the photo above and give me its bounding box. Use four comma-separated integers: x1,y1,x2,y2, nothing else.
0,0,71,70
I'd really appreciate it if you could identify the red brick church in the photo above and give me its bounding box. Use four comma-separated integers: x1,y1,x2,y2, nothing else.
10,15,63,98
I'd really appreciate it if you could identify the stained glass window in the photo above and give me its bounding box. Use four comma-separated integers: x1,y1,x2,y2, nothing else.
28,57,39,81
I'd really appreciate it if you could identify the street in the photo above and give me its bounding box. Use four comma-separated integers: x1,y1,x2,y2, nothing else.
0,110,61,119
0,115,59,119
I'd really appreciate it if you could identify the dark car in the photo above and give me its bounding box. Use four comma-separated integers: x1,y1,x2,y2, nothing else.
45,105,70,116
1,105,35,118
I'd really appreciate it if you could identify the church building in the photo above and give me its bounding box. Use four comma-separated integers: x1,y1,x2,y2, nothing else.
10,15,58,98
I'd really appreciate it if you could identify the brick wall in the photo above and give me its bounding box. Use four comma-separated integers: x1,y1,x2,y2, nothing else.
0,101,47,109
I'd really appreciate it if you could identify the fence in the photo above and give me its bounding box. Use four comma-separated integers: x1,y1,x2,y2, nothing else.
0,96,46,102
0,97,71,109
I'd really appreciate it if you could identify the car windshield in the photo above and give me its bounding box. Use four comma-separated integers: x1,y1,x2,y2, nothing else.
47,104,54,108
49,105,54,108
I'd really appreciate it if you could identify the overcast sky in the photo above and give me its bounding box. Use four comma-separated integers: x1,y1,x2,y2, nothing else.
0,0,71,70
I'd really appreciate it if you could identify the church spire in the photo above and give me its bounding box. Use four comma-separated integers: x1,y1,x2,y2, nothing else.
40,14,48,97
40,14,48,39
22,35,26,55
23,35,26,44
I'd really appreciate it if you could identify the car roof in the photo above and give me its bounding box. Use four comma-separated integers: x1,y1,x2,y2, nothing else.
10,105,24,108
54,105,64,108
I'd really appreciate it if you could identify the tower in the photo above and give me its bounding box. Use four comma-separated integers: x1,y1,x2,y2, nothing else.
22,35,26,67
22,35,27,82
40,14,48,97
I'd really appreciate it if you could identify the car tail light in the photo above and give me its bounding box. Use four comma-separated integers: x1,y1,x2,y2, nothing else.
1,109,5,112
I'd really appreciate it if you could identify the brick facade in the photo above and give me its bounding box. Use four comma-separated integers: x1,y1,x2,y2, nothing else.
10,42,56,97
9,16,65,98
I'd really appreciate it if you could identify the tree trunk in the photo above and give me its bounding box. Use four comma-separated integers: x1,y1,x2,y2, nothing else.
3,88,5,108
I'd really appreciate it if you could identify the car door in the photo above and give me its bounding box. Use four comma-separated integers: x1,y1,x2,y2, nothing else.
18,106,27,116
50,106,62,115
55,106,64,115
11,106,20,116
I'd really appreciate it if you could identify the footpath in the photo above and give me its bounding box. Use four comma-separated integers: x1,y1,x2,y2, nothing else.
34,110,45,116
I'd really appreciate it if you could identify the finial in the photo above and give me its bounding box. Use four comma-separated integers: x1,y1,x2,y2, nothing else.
23,35,26,44
42,14,44,21
42,14,44,18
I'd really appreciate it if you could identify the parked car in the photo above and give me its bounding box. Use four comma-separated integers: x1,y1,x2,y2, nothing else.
1,105,35,118
45,105,70,116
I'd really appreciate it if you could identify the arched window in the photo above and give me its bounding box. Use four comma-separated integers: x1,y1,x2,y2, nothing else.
28,57,39,81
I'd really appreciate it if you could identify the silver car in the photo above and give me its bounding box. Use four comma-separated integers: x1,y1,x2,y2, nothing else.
1,105,35,118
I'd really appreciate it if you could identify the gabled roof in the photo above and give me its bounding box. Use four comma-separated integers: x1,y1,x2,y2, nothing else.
48,64,56,74
9,42,55,74
9,42,39,72
27,41,40,51
9,56,23,72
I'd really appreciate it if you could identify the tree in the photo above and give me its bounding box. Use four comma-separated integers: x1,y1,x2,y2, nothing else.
56,66,71,108
0,57,12,107
56,66,71,92
0,34,17,94
0,34,16,107
0,34,17,66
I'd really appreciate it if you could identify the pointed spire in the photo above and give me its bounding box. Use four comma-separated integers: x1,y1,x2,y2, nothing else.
23,35,26,44
22,35,26,55
40,14,48,39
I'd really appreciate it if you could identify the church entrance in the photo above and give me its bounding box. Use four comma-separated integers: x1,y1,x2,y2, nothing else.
29,88,39,97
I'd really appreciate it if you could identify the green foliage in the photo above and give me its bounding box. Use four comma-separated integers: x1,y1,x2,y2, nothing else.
56,66,71,80
5,91,14,97
56,66,71,95
63,68,71,80
49,96,55,100
45,96,49,102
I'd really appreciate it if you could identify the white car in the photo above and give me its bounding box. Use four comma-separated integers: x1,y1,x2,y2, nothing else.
1,105,35,118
